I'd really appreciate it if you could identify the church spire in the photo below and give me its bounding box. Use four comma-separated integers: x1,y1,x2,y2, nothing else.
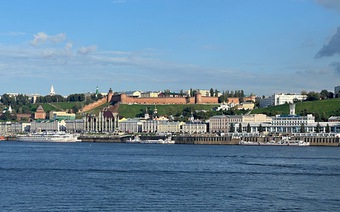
50,85,55,96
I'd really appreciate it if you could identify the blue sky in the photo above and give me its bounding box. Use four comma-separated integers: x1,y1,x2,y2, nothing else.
0,0,340,96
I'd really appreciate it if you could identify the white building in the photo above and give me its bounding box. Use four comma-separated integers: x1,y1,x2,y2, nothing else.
158,121,182,133
259,93,307,108
119,119,142,133
141,91,160,98
142,120,158,133
30,120,62,132
182,122,207,134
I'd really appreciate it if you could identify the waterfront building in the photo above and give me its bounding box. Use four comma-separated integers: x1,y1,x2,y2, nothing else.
84,110,118,133
65,119,85,133
118,118,142,133
0,122,31,133
209,115,243,133
0,122,11,134
142,120,158,133
30,120,62,132
158,121,182,133
182,122,207,134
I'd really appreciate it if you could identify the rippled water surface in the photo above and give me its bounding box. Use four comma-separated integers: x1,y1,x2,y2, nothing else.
1,141,339,211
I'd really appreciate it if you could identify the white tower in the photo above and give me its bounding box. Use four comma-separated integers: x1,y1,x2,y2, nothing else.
50,85,55,96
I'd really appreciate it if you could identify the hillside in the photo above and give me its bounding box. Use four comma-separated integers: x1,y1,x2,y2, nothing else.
251,98,340,121
31,102,84,114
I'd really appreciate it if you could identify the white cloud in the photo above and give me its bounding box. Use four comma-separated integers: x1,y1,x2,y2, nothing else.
30,32,66,46
77,45,97,55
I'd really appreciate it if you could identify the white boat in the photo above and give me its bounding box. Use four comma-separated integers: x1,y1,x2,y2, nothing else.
239,138,310,146
127,135,175,144
126,135,142,143
239,140,259,145
16,132,81,142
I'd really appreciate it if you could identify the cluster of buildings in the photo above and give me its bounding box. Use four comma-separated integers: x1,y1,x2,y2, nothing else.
1,102,340,136
1,85,340,136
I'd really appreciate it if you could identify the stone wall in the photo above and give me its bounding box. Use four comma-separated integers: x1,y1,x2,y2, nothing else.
80,97,107,113
110,94,218,105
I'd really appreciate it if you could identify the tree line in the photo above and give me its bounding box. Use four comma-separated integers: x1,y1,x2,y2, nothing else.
0,93,103,114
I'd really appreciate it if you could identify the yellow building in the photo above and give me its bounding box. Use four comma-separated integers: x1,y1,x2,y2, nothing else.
49,111,75,121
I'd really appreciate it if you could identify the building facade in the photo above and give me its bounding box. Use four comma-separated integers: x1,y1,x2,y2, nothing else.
34,105,46,120
49,111,76,121
157,121,182,133
259,93,307,108
182,122,207,134
84,110,118,133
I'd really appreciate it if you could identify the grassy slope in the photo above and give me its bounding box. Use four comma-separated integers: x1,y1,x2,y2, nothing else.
118,104,218,118
251,98,340,117
31,102,82,113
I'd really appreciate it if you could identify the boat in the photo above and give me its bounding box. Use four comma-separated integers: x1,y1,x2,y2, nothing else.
16,132,81,142
126,135,142,143
126,135,175,144
239,137,310,146
0,136,5,141
239,140,259,145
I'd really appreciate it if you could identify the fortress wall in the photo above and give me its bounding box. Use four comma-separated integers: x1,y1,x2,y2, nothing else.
123,96,188,104
110,94,218,105
200,96,219,104
81,97,107,112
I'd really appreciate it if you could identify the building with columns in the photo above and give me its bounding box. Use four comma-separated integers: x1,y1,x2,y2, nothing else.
84,109,118,133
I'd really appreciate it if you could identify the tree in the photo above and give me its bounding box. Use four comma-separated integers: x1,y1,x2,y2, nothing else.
247,123,251,133
258,124,264,133
325,124,330,133
315,122,321,133
229,123,235,133
306,92,320,101
320,90,329,100
300,123,306,133
210,88,214,97
214,89,219,97
238,123,242,133
301,90,308,95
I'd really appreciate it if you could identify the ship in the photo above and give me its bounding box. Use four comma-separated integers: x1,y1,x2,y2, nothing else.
16,132,81,142
239,137,310,146
126,135,175,144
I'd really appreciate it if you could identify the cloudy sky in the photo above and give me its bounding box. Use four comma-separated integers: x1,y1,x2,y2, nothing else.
0,0,340,96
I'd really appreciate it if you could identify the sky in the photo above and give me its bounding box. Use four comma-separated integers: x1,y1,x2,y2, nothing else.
0,0,340,96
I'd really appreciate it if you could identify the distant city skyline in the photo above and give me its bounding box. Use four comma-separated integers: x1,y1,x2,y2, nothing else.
0,0,340,96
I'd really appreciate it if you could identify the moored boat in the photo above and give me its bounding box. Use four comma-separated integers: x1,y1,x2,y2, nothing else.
16,132,81,142
126,135,175,144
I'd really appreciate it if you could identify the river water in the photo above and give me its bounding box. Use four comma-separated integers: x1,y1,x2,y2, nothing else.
0,141,339,211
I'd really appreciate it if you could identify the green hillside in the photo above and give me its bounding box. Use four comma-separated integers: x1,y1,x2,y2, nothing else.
118,104,218,118
31,102,83,113
251,98,340,121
